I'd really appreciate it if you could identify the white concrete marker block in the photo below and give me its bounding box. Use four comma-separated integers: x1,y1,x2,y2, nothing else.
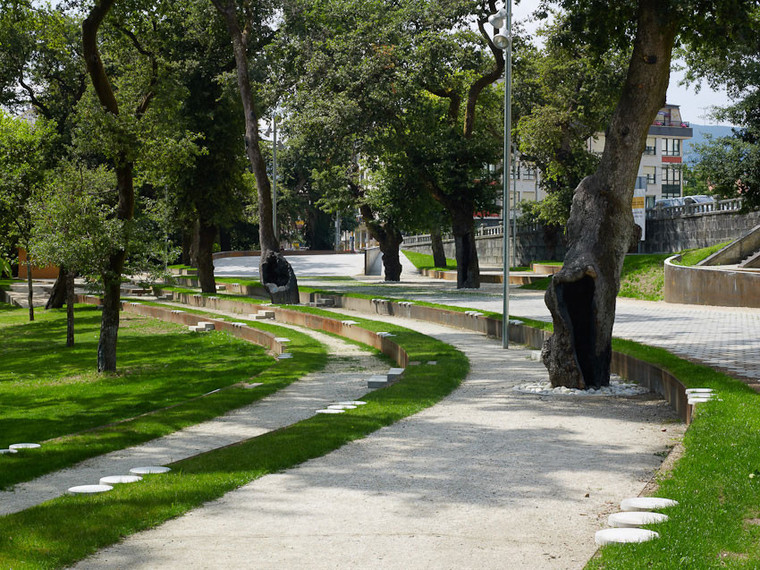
337,401,367,406
316,409,345,414
68,484,113,494
377,332,396,338
689,396,715,404
0,449,18,454
509,319,523,325
274,337,291,343
427,361,437,365
9,443,40,450
368,374,390,389
608,511,669,528
621,497,678,512
341,320,359,326
387,368,405,381
595,528,659,545
685,388,714,394
328,404,357,410
99,475,143,485
130,466,171,475
277,353,293,360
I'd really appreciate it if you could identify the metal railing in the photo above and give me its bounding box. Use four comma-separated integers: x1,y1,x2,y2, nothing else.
402,198,747,245
646,197,744,220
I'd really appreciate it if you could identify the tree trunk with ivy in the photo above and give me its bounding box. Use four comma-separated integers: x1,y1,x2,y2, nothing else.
542,1,677,389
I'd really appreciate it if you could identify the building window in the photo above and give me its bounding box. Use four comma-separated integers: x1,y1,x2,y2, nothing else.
510,165,520,180
661,138,681,157
644,137,656,155
522,164,536,180
644,166,656,184
662,165,682,196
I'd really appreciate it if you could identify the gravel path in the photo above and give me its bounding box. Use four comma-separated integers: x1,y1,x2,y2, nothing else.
75,313,682,570
0,324,386,516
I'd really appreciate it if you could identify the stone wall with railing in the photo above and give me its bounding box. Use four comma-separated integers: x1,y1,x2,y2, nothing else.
401,198,758,263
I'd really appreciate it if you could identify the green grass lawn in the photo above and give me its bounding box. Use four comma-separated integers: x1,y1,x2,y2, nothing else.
0,303,327,489
0,305,468,569
401,249,457,271
676,240,733,266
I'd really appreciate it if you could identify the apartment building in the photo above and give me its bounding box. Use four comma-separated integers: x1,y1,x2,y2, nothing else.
504,104,693,213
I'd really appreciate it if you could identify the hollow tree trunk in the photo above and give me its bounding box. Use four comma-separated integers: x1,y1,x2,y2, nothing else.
26,260,34,321
66,269,75,347
542,1,676,389
430,226,447,268
196,219,217,294
450,209,480,289
212,0,298,304
46,266,68,309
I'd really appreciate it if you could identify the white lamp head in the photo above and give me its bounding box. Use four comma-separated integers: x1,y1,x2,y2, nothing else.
488,9,506,29
493,33,510,50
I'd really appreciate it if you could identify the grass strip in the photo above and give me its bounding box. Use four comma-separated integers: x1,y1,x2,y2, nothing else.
0,305,326,490
675,240,733,267
0,313,468,569
587,340,760,569
401,249,457,271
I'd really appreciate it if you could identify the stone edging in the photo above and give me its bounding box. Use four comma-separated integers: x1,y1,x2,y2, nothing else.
77,293,409,369
664,254,760,308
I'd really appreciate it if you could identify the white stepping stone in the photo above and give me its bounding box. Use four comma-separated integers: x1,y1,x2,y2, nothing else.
68,484,113,494
274,337,291,343
316,409,344,414
341,320,359,326
685,388,713,394
621,497,679,512
0,449,18,454
336,401,367,406
277,353,293,359
377,332,396,338
595,528,659,545
427,361,437,365
608,511,669,528
99,475,143,485
9,443,41,450
130,466,171,475
509,319,523,325
328,404,357,410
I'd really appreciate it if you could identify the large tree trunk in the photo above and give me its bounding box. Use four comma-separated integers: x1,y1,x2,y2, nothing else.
66,269,75,347
430,226,447,268
450,208,480,289
211,0,299,304
542,1,676,389
26,260,34,321
83,1,139,373
46,266,68,309
196,219,217,293
360,205,402,281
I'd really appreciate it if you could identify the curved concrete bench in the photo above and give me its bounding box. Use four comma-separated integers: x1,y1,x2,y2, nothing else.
664,254,760,308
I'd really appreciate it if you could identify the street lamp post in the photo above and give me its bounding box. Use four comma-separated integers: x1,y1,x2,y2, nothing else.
272,112,278,241
489,2,512,349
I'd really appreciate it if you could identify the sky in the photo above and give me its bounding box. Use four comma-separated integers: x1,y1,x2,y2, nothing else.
510,1,735,126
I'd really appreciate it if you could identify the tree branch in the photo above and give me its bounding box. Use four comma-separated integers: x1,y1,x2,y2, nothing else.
463,15,505,138
18,79,53,119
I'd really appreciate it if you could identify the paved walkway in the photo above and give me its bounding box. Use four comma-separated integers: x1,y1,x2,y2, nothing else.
302,275,760,385
75,316,680,569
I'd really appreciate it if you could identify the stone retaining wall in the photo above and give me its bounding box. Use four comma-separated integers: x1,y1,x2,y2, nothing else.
663,256,760,308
